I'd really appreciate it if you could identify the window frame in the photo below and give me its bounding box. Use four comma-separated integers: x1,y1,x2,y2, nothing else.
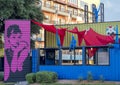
85,47,110,66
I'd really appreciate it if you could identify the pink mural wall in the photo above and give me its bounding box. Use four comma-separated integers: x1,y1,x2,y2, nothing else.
4,20,30,81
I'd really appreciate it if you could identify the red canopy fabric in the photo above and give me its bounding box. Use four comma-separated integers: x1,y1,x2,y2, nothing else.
84,28,114,46
78,30,86,46
31,20,56,33
31,20,66,46
96,34,114,44
67,27,85,46
84,28,114,57
67,27,79,33
58,28,66,46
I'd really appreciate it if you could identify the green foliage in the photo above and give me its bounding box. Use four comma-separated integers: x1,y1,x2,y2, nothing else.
0,0,44,48
0,72,4,81
25,73,36,83
36,71,58,83
99,75,104,82
78,76,83,82
0,0,44,21
87,71,93,82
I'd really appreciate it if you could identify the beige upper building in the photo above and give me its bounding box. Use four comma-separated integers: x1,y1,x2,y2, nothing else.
41,0,100,24
35,0,100,48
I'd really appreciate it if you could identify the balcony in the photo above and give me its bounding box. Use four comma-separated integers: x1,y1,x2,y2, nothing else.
42,5,55,13
57,11,69,16
72,14,77,19
43,20,67,25
53,0,66,5
76,16,83,22
43,20,54,24
67,2,78,9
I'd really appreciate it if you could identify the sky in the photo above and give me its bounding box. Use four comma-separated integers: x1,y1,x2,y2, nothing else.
100,0,120,21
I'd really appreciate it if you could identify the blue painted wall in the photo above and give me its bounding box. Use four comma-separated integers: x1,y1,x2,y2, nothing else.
39,48,120,81
32,49,39,73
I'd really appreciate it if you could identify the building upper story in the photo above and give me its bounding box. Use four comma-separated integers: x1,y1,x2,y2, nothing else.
39,0,100,24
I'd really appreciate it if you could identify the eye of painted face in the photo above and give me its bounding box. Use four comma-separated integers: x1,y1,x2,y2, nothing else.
8,33,22,48
9,33,22,40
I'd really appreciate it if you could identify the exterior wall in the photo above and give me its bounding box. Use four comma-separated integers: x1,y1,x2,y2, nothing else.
39,47,120,81
46,21,120,48
42,0,100,24
35,29,44,48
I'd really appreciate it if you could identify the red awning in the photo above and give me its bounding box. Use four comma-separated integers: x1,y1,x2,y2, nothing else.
31,20,56,33
84,28,114,57
84,28,114,46
31,20,66,46
67,27,85,46
58,28,66,46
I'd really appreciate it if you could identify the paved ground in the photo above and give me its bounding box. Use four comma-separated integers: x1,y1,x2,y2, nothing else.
55,80,120,84
6,80,120,85
14,81,28,85
30,80,120,85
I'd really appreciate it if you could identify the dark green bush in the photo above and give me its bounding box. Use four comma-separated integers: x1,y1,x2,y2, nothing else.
0,72,4,81
36,71,58,83
25,73,36,83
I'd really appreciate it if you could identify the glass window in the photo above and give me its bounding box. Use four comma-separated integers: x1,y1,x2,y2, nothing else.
54,3,60,10
80,1,88,8
74,9,78,16
85,47,109,65
79,12,84,21
68,0,77,5
61,49,82,65
39,50,45,65
60,5,65,12
98,48,109,65
68,7,73,15
45,1,51,8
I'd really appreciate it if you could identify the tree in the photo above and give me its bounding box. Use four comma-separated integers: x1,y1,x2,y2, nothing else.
0,0,44,48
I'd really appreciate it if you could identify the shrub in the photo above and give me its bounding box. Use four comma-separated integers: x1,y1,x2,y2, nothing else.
36,71,58,83
25,73,36,83
87,71,93,82
78,76,83,82
0,72,4,81
99,75,104,82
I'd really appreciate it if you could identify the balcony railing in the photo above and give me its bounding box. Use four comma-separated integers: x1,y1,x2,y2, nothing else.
53,0,66,5
67,2,78,9
43,20,81,25
42,4,55,13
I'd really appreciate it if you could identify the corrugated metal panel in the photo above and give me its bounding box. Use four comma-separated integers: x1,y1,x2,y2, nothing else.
39,47,120,81
46,21,120,47
32,49,39,73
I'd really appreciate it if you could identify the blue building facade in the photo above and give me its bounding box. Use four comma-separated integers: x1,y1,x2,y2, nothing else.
32,46,120,81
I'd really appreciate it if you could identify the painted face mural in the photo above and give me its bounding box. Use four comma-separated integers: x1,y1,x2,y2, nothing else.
4,20,30,82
